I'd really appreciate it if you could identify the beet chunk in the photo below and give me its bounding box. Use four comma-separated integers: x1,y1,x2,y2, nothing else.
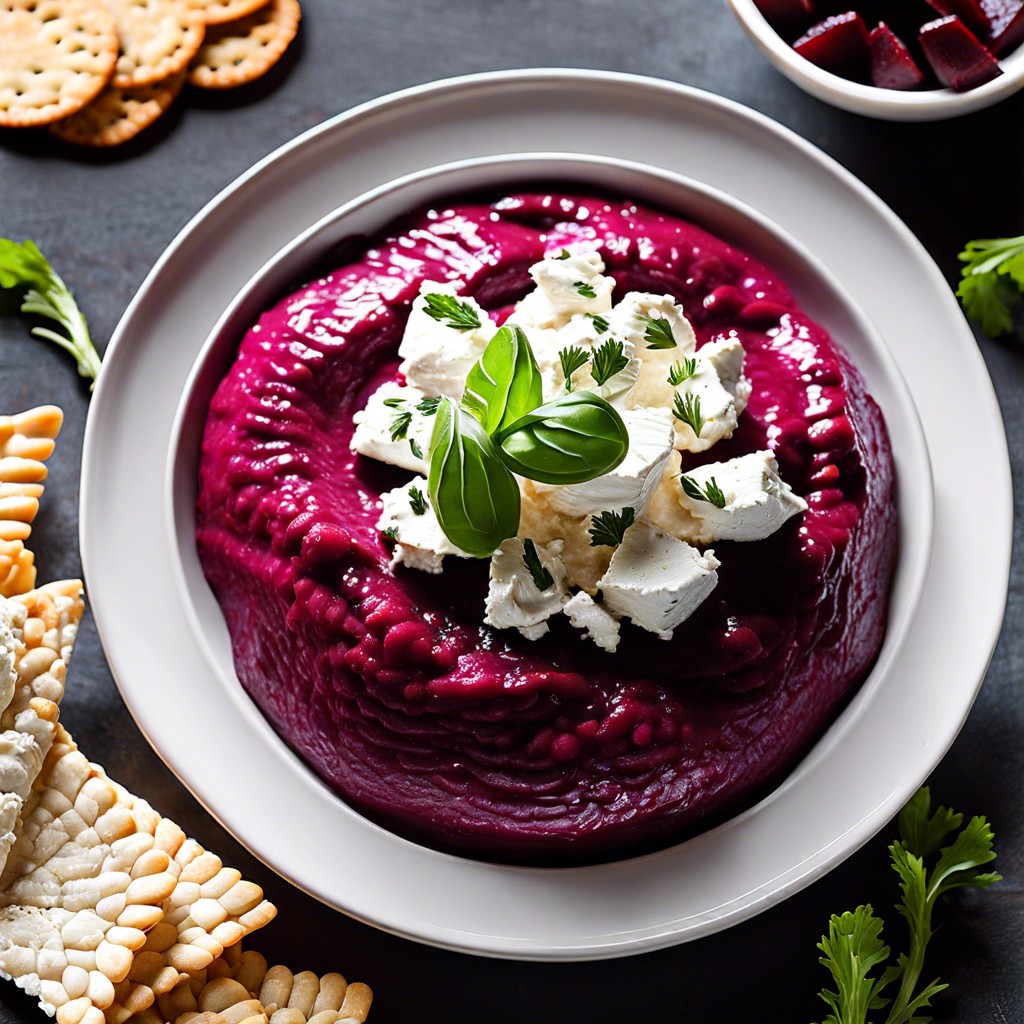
754,0,816,33
982,0,1024,53
919,15,1003,89
869,23,927,88
925,0,991,37
794,12,872,80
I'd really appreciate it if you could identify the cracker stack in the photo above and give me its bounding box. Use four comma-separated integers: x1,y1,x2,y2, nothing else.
0,0,301,146
0,410,372,1024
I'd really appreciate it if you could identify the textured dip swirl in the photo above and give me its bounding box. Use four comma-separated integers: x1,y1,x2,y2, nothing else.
196,191,897,864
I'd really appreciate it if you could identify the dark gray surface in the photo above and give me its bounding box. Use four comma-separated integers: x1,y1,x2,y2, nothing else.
1,2,1022,1020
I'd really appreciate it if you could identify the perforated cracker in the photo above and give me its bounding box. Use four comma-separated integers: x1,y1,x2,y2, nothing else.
186,0,299,89
50,72,182,146
187,0,268,27
0,0,118,127
0,407,63,599
105,0,205,89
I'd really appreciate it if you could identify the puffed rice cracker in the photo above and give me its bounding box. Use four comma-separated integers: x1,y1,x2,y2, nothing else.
105,0,205,89
187,0,299,89
0,0,118,128
187,0,268,27
0,407,63,599
50,72,183,146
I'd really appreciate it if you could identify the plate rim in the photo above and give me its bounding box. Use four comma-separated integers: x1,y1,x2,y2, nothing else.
80,68,1012,961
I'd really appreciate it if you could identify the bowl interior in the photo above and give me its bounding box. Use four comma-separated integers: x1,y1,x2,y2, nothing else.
167,151,933,863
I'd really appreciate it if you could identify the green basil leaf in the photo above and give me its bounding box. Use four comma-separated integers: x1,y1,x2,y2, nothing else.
495,391,629,485
427,396,521,558
461,324,543,435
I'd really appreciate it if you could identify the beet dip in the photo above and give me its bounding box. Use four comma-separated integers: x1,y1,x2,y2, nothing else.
196,191,897,864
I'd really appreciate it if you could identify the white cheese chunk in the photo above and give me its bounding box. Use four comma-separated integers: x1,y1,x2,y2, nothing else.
537,408,674,518
514,251,615,331
676,449,808,543
484,538,569,640
398,280,493,397
563,591,621,653
598,520,719,638
669,337,752,452
377,477,468,574
0,601,16,717
350,381,432,474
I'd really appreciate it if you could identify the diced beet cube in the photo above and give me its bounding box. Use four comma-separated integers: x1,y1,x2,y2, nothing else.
869,23,926,88
919,15,1003,89
981,0,1024,54
925,0,991,38
794,12,872,81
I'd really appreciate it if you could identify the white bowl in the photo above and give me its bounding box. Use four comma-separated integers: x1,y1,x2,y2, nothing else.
726,0,1024,120
162,150,931,954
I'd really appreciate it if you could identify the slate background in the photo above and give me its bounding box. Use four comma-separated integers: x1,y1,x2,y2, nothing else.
1,1,1022,1020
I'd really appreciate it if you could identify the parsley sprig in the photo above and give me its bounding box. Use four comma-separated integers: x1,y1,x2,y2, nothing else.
638,313,677,350
588,506,635,547
591,339,629,386
0,238,102,389
522,538,554,591
812,788,999,1024
408,486,428,516
558,346,590,391
957,234,1024,338
422,292,482,331
668,357,698,386
673,391,705,436
389,407,413,442
587,313,610,334
574,280,597,299
680,474,726,508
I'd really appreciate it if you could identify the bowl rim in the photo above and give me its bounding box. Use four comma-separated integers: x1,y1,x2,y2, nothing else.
165,148,933,911
725,0,1024,120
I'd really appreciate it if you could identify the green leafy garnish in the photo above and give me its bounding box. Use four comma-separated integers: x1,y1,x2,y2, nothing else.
462,325,543,435
590,338,629,386
558,346,590,391
409,438,423,460
422,292,482,331
389,408,413,442
672,391,705,437
0,238,102,388
812,788,1000,1024
522,538,554,591
956,234,1024,338
638,313,676,350
668,357,698,386
574,280,597,299
427,397,520,558
555,248,571,260
588,506,635,547
382,526,399,540
495,391,629,485
587,313,610,334
680,474,726,509
416,396,441,416
382,397,405,408
408,486,428,516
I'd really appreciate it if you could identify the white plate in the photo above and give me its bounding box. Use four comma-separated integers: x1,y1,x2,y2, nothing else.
80,70,1011,960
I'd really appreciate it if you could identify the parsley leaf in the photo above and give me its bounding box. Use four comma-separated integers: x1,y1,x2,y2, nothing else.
389,409,413,442
957,234,1024,338
409,438,423,460
522,538,554,591
672,392,705,437
587,313,610,334
555,248,571,260
574,280,597,299
815,906,894,1024
668,357,698,386
416,396,441,416
680,474,727,508
0,238,102,388
422,292,482,331
408,485,428,516
558,346,590,392
590,339,629,386
588,506,635,547
638,313,677,349
382,526,399,540
382,397,406,409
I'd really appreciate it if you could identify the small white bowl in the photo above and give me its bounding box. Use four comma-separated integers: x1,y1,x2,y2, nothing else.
726,0,1024,120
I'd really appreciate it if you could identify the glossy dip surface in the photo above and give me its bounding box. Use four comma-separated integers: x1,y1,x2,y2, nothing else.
196,191,897,863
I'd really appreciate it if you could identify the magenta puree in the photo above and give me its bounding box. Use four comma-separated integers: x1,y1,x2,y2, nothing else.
196,191,897,863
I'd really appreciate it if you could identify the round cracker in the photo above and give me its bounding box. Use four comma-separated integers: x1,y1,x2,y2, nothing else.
48,71,182,145
0,0,118,128
187,0,268,27
105,0,205,89
186,0,299,89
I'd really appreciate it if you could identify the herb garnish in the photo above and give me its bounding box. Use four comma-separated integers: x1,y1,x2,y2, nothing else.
574,280,597,299
590,339,629,386
558,346,590,391
555,248,571,260
382,526,399,540
638,313,676,350
680,474,726,509
587,313,610,334
668,357,698,386
956,234,1024,338
389,408,413,442
522,538,554,591
408,486,428,516
409,438,423,460
416,396,441,416
0,238,102,388
422,292,482,331
588,507,636,548
812,788,999,1024
672,392,705,437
